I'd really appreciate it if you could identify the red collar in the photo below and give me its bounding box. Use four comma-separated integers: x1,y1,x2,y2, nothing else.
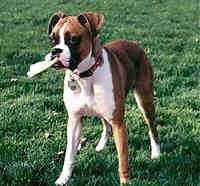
73,50,103,78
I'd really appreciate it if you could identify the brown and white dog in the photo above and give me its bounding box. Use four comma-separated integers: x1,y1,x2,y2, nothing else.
45,11,160,185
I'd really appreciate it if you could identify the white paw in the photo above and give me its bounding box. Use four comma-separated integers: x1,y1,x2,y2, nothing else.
95,143,105,152
151,144,161,159
78,142,82,151
95,139,108,152
55,175,70,186
78,137,87,151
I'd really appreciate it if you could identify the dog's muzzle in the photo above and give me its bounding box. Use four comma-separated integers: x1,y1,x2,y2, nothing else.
51,48,63,56
47,47,70,68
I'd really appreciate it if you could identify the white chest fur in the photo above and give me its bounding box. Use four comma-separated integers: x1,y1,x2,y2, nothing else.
63,49,115,121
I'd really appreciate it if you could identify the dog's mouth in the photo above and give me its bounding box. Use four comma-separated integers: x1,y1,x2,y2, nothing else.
50,53,70,69
45,46,80,71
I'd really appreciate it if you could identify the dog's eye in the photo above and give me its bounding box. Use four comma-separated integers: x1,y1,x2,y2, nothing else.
69,35,81,45
49,33,59,46
52,37,59,45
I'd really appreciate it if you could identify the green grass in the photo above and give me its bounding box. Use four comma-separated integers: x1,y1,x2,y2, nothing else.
0,0,200,185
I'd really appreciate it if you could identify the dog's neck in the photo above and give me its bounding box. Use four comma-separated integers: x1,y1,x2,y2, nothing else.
76,49,95,73
76,38,103,75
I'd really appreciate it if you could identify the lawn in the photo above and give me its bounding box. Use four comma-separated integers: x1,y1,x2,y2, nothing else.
0,0,200,185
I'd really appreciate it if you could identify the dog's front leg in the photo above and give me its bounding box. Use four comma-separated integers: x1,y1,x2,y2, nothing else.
55,116,82,186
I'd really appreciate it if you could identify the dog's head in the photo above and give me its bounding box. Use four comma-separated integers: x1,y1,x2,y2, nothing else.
45,11,104,70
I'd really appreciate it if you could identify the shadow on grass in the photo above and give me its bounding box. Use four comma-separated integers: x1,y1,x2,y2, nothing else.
129,135,200,186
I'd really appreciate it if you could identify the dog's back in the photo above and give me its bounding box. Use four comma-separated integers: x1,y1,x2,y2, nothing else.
104,39,153,95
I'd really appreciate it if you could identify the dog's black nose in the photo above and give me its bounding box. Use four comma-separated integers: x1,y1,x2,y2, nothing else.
51,48,63,55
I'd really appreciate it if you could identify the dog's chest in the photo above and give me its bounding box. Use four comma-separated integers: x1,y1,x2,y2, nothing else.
63,52,115,121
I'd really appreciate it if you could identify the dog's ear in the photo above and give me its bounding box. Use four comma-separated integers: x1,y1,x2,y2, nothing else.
48,11,66,35
77,12,104,37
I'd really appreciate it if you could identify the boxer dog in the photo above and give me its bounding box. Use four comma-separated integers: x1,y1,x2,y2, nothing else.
45,11,160,185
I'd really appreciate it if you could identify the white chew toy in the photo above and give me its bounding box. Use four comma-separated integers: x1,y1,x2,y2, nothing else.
27,58,58,78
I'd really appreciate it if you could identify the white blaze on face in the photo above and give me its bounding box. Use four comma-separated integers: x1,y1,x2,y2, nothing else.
59,23,68,46
54,23,71,67
45,24,71,67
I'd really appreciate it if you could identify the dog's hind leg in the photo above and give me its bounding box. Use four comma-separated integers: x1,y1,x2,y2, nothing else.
55,115,82,186
133,56,160,159
110,121,129,184
134,85,160,159
96,119,112,152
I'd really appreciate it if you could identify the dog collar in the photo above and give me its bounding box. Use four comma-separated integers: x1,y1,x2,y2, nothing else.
73,51,103,78
76,15,102,78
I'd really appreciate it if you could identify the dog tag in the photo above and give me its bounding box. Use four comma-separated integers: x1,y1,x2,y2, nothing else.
68,80,80,91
